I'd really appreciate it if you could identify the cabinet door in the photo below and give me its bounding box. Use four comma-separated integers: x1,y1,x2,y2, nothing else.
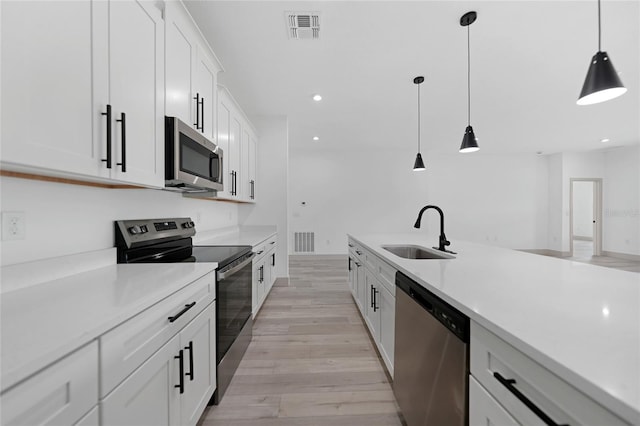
194,50,219,141
165,1,197,126
379,285,395,376
364,270,381,340
229,116,242,198
240,127,251,201
0,1,103,177
180,302,216,425
355,263,366,312
252,260,263,318
101,335,181,426
249,133,257,201
108,0,164,188
469,375,519,426
217,94,232,198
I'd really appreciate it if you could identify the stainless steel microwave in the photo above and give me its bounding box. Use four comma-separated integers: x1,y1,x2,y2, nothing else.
165,117,223,192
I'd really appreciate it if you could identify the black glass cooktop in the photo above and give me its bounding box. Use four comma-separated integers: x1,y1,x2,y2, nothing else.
191,245,252,267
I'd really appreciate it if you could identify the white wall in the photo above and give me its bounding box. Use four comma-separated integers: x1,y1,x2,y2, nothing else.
239,116,289,278
603,145,640,256
572,181,594,239
0,176,238,266
288,147,549,254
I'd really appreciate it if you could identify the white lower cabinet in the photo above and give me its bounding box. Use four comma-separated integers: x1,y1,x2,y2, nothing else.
101,334,181,426
101,302,216,426
252,235,277,317
0,342,98,426
470,375,519,426
470,321,630,426
347,238,396,377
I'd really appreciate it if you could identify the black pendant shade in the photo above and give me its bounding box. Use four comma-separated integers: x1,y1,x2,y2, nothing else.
413,76,426,171
413,153,426,170
459,11,480,153
459,126,479,153
577,0,626,105
577,51,627,105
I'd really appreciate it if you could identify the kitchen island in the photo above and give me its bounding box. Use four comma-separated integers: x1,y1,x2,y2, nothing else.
349,233,639,425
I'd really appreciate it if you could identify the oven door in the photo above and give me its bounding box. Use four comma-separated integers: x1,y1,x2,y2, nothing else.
216,254,253,363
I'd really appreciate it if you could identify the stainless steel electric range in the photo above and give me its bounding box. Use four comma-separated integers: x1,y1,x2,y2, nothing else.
115,217,254,404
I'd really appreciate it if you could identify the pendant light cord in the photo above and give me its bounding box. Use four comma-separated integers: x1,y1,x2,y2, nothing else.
467,25,471,126
597,0,601,51
417,81,421,152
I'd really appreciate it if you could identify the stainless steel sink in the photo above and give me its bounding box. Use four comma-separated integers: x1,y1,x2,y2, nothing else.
382,244,454,260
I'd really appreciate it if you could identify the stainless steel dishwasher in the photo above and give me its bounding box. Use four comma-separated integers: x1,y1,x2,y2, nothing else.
394,271,469,426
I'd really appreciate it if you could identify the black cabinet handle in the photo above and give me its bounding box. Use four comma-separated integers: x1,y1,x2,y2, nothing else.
356,250,362,255
272,253,275,266
116,112,126,172
348,243,354,248
270,241,276,245
348,257,352,271
101,104,112,169
373,288,379,312
185,341,194,381
200,97,204,132
257,250,264,255
355,262,361,267
260,265,264,282
175,349,184,394
168,302,196,323
230,171,237,196
493,372,568,426
193,93,200,130
250,180,255,199
370,285,375,308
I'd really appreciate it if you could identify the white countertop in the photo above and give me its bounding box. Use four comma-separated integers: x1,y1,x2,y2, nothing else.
0,262,217,392
196,225,276,247
349,233,640,424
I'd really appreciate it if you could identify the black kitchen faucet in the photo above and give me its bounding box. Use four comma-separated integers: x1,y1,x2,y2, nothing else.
414,205,455,254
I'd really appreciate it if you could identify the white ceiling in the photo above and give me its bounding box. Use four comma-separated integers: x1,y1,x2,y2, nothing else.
184,1,640,155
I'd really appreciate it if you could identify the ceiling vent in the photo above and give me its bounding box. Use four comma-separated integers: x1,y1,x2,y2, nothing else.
286,12,320,40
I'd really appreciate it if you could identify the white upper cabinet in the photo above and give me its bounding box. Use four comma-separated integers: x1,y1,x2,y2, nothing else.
101,0,165,187
1,1,103,178
1,0,165,188
165,1,221,142
216,86,257,203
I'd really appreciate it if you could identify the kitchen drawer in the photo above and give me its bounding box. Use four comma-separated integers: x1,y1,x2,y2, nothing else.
470,321,629,426
0,342,98,426
254,235,277,261
363,249,396,295
348,240,364,262
469,374,519,426
100,272,214,397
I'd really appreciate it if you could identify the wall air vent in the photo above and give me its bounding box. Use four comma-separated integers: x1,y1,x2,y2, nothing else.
294,232,315,253
286,12,320,40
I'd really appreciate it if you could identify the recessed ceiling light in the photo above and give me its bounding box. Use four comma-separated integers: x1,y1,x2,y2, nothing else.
312,136,319,141
601,138,610,143
312,94,322,101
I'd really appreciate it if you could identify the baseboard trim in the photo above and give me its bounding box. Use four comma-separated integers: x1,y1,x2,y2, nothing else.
602,251,640,261
573,236,593,242
519,249,571,258
289,254,347,261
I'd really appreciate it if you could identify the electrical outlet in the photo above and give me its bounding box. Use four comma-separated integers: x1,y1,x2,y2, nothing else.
2,211,26,240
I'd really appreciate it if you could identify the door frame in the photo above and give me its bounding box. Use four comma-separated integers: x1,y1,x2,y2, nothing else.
569,178,603,257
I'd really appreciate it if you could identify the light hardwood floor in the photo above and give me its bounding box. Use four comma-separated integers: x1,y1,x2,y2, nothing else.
198,258,404,426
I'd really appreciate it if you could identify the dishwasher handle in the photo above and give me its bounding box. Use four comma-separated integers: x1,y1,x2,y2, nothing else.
409,286,433,313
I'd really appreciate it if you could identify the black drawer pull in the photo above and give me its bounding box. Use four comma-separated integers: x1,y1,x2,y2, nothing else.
101,104,112,168
493,372,569,426
116,112,126,172
175,349,184,394
168,302,196,323
193,93,200,130
185,341,194,381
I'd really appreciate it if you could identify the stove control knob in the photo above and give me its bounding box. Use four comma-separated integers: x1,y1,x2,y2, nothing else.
140,225,148,233
128,225,142,235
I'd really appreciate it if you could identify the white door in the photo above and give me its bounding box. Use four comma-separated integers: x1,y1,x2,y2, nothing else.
108,0,164,187
101,335,181,426
230,117,242,198
248,134,257,201
165,1,197,126
180,303,216,425
1,1,103,177
355,262,366,311
240,128,251,201
365,271,381,340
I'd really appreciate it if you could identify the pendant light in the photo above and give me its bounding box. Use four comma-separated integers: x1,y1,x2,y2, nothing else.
577,0,626,105
413,76,426,171
459,11,479,153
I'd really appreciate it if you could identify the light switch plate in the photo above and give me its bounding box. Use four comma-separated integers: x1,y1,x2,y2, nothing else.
2,211,26,240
